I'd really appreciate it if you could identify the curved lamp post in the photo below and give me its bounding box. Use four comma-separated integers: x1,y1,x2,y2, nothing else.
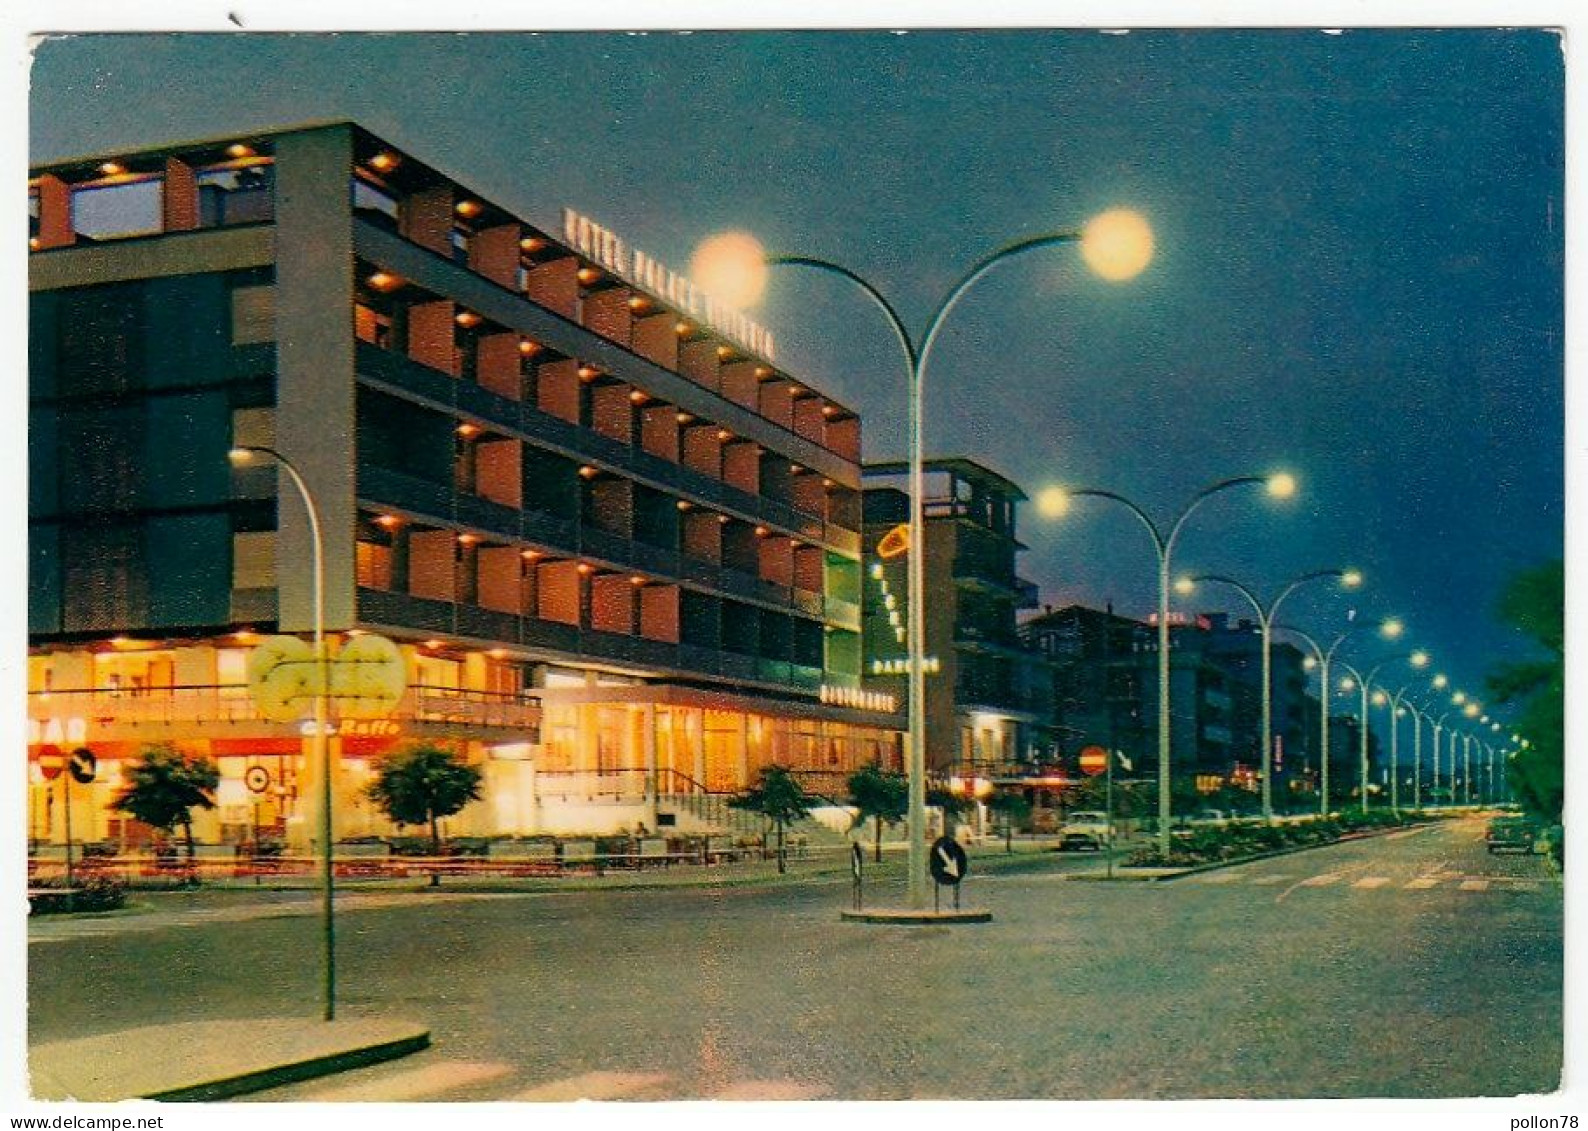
1279,618,1399,816
1337,649,1429,811
228,444,334,1021
1040,475,1298,853
1379,668,1437,812
755,216,1152,909
1175,568,1360,823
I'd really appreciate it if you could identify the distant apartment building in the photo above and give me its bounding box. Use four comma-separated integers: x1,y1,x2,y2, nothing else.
1024,603,1338,801
28,122,900,849
860,460,1054,776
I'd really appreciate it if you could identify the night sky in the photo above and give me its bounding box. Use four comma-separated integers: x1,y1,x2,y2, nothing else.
28,28,1564,722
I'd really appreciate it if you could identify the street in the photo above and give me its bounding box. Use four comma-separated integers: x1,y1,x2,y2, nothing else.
27,816,1561,1100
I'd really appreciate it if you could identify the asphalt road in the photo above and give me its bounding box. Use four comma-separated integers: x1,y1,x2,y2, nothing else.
26,816,1561,1100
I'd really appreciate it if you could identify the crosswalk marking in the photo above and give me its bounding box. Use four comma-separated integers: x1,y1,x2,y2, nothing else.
1197,872,1241,884
711,1079,827,1100
1459,879,1491,892
511,1071,672,1101
1251,875,1291,886
298,1060,513,1102
1300,873,1342,887
1405,877,1440,889
1352,877,1391,889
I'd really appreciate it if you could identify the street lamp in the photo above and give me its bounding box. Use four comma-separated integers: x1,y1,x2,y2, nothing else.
228,444,334,1021
748,214,1153,909
1337,649,1429,811
1280,618,1401,817
1174,568,1359,823
1043,474,1298,853
1379,667,1437,812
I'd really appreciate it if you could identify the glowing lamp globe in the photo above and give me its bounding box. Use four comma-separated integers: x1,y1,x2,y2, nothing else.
691,230,769,309
1035,487,1071,519
1080,209,1154,282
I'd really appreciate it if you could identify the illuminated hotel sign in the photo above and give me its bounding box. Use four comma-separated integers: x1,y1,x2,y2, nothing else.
820,685,897,714
870,657,942,677
562,208,777,362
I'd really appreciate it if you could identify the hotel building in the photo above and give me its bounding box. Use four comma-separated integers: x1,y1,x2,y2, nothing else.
28,121,900,850
860,460,1054,779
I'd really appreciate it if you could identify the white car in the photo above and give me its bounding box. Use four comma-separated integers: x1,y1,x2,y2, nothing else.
1059,811,1113,851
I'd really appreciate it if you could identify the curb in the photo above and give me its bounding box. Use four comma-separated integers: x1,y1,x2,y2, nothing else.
30,1021,431,1102
840,908,992,924
150,1028,431,1102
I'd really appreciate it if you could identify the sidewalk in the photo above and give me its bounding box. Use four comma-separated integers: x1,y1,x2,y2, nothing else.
29,1018,428,1101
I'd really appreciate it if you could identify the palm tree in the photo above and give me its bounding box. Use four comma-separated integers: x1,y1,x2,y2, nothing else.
365,743,484,886
729,766,812,874
110,744,220,871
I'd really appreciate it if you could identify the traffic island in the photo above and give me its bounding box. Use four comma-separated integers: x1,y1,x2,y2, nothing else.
841,907,992,924
29,1017,430,1101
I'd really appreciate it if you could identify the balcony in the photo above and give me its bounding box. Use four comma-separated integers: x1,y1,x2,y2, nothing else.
27,682,541,743
356,341,854,557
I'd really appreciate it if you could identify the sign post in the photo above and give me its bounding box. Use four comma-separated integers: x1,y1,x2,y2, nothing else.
62,748,96,888
851,841,863,911
929,834,968,912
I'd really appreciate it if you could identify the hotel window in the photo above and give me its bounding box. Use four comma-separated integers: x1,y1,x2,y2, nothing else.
217,648,249,698
356,540,394,590
355,303,392,347
232,531,276,590
231,283,276,345
71,178,163,241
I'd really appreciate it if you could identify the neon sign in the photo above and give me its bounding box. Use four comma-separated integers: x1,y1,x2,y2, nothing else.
563,209,777,361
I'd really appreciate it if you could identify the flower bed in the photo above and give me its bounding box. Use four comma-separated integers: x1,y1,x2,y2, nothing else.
1124,810,1434,868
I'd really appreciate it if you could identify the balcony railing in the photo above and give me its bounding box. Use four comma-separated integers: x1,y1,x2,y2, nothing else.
28,683,541,734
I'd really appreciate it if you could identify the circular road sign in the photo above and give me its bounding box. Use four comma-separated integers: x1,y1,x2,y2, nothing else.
68,747,97,785
1079,745,1109,776
244,765,271,794
929,835,969,886
37,745,64,781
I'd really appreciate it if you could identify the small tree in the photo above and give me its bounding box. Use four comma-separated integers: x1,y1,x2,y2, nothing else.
365,743,483,886
110,744,220,870
926,785,972,836
730,765,812,874
985,791,1033,854
847,762,908,862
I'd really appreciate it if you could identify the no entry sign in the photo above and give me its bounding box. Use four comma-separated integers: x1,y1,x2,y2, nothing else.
37,745,64,781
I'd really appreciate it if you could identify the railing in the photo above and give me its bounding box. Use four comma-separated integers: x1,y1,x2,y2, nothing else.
27,683,541,732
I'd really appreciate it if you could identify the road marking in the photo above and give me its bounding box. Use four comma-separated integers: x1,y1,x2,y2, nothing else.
298,1060,513,1102
1196,872,1242,884
1459,879,1491,892
1352,876,1391,889
1507,880,1541,891
1404,877,1440,889
1251,875,1291,886
1299,873,1342,887
711,1079,827,1100
512,1071,672,1101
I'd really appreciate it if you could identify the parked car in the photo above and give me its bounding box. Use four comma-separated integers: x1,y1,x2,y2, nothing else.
1189,809,1230,827
1486,816,1540,855
1058,811,1113,852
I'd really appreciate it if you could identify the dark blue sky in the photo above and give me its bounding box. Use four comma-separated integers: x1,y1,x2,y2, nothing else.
29,29,1563,720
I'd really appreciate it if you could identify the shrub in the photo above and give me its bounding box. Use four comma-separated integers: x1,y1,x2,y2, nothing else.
72,874,127,913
